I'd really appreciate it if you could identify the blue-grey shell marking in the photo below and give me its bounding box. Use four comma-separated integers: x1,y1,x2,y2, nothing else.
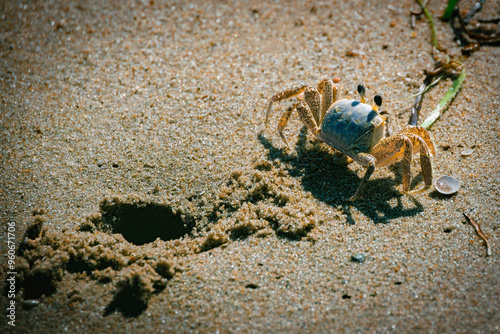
318,99,384,155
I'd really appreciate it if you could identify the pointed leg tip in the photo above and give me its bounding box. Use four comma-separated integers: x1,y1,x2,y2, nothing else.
278,132,290,149
348,195,359,202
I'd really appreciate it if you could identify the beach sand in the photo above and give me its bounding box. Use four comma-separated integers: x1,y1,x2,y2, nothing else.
1,0,499,332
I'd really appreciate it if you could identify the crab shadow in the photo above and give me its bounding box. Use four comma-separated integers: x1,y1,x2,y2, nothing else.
258,127,424,224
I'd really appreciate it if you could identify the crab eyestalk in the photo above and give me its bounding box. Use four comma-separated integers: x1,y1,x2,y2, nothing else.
373,95,382,111
357,84,366,103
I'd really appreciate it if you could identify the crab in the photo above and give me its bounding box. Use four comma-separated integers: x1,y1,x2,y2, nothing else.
265,79,435,201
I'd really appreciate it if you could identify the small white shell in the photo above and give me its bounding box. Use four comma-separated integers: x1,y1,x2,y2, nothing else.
434,175,460,195
460,148,474,156
23,299,40,309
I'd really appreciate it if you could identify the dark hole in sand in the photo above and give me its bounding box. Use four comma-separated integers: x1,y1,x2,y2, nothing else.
104,283,148,317
66,258,93,274
443,227,454,233
104,273,166,317
98,201,195,245
22,271,57,300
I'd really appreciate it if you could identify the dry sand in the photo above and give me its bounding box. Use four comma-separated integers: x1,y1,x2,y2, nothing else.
1,0,499,332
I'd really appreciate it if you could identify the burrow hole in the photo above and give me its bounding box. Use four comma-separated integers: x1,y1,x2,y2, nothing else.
97,200,195,245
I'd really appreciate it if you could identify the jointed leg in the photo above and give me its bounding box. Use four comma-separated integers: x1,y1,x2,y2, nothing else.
400,137,413,193
266,84,308,125
370,135,413,193
400,126,436,156
277,105,296,147
331,151,353,166
316,78,328,95
296,101,321,135
276,101,320,148
317,79,340,124
304,87,321,125
349,153,377,201
405,133,433,192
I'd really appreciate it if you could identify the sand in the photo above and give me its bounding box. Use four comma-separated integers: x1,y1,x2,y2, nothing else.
1,0,499,332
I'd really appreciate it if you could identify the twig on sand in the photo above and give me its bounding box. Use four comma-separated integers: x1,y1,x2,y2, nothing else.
463,213,492,257
449,0,500,44
461,0,485,25
456,2,500,42
409,76,441,126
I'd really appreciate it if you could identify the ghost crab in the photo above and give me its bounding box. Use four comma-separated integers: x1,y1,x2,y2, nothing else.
265,79,435,201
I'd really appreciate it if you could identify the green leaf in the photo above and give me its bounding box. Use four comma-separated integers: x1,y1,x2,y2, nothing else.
421,69,466,129
442,0,459,20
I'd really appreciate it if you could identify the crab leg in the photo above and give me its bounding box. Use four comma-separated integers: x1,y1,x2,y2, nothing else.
405,133,433,192
277,104,296,147
349,153,377,201
316,78,328,95
401,126,436,156
304,87,322,125
296,101,321,135
370,135,413,193
316,79,339,124
266,84,308,125
277,100,321,147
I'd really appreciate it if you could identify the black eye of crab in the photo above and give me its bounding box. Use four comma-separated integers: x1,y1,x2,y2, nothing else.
351,148,360,154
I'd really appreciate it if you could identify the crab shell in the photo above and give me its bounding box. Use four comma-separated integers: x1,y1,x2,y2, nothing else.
317,99,385,163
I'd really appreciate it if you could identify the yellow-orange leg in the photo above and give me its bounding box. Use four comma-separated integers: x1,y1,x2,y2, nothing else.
296,101,321,135
405,133,433,192
277,101,320,148
370,134,413,193
349,153,377,201
277,105,296,148
304,87,321,125
401,126,436,156
317,79,340,124
266,84,308,125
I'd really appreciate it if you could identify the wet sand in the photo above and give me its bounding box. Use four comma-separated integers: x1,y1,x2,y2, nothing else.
1,0,499,332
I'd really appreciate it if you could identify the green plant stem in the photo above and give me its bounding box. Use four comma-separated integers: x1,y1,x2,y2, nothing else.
442,0,459,20
416,0,440,50
421,69,466,129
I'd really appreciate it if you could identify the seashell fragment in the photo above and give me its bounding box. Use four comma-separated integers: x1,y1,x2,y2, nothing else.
434,175,460,195
460,148,473,156
23,299,40,309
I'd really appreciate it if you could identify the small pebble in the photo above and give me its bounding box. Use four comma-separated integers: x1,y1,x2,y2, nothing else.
23,299,40,309
350,254,366,263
